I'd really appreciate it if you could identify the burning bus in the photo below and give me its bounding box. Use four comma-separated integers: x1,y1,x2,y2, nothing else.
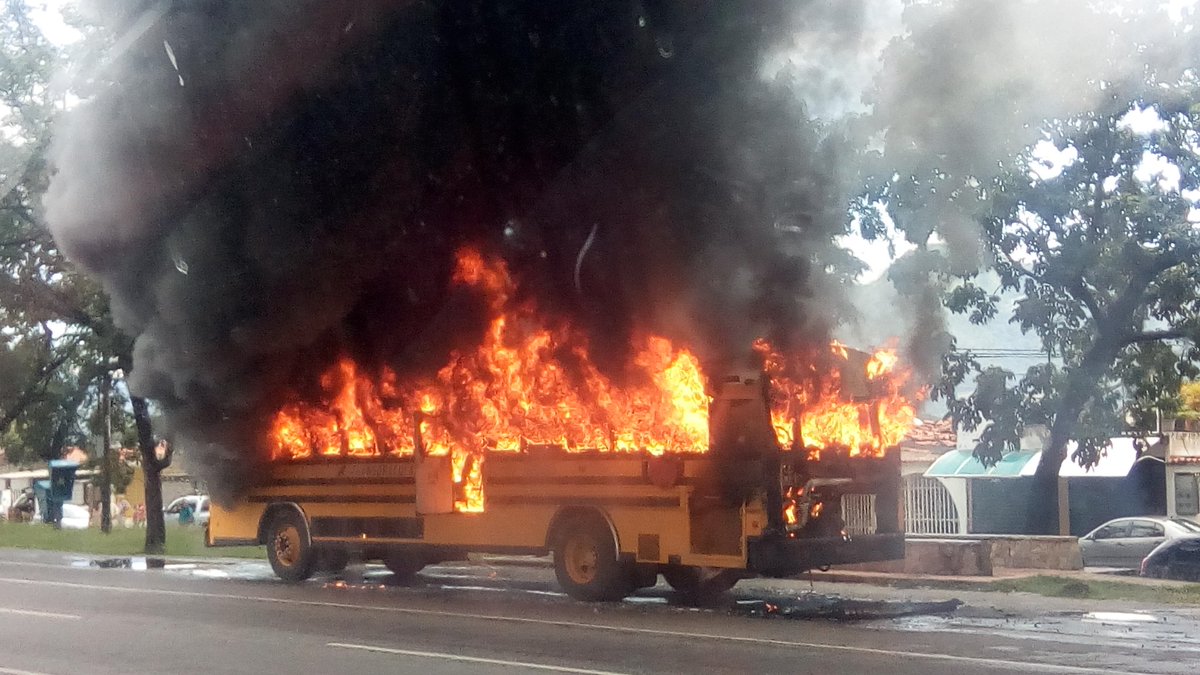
207,249,916,600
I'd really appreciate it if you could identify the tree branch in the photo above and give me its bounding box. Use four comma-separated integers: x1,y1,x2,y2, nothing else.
1124,329,1193,345
995,246,1044,286
0,349,74,433
1090,177,1105,236
0,274,105,334
1071,278,1105,323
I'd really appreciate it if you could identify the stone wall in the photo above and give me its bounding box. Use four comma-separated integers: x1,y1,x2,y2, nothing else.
844,538,993,576
842,534,1082,576
966,534,1083,570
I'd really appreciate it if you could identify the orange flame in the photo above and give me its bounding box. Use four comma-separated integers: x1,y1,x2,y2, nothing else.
269,249,710,511
753,339,919,460
269,248,919,512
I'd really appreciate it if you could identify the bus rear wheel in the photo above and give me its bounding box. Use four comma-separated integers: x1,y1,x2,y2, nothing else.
552,516,633,602
662,566,740,598
266,510,316,583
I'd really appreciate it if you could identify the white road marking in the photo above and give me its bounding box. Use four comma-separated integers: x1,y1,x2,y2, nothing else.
0,560,74,570
0,607,80,620
0,667,58,675
0,576,1143,675
328,642,627,674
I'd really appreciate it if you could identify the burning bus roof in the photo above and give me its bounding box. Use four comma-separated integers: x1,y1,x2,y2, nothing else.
270,249,918,481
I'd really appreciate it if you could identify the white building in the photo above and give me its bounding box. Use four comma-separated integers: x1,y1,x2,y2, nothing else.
1164,430,1200,520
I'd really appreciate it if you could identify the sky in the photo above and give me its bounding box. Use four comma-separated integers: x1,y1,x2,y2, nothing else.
29,0,79,46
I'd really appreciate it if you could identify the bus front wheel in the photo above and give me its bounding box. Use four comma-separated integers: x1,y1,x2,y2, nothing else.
552,516,633,602
266,510,316,583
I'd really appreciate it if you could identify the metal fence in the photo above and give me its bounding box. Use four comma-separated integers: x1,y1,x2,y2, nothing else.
840,493,878,535
903,475,959,534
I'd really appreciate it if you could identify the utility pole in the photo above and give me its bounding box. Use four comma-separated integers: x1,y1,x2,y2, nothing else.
100,371,112,534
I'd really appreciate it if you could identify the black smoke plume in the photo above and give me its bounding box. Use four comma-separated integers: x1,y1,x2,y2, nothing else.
46,0,866,495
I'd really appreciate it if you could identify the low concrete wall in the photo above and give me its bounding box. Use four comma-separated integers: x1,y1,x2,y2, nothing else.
961,534,1083,571
843,538,993,576
908,534,1083,571
841,535,1082,576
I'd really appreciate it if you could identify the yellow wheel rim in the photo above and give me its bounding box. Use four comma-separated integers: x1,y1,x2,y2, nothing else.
563,534,599,585
274,524,301,567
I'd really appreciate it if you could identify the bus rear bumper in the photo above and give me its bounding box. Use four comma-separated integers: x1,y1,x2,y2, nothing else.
747,532,905,577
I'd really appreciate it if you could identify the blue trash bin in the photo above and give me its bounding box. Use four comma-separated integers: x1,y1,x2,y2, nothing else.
32,480,50,523
45,461,79,526
48,460,79,500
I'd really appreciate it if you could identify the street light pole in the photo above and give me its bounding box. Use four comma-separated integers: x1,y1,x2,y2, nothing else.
100,371,112,534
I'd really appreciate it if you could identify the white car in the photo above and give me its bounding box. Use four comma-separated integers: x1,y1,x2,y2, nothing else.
164,495,210,526
1079,516,1200,568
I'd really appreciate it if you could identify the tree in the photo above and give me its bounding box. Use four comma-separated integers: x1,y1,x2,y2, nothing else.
0,1,169,552
0,0,82,444
892,90,1200,532
854,0,1200,533
1172,380,1200,423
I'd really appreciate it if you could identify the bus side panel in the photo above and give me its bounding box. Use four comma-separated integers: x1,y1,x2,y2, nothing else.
608,503,687,563
207,501,266,547
423,506,552,550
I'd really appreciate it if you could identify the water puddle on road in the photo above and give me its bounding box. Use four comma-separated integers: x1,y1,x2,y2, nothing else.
892,611,1200,655
1082,611,1160,623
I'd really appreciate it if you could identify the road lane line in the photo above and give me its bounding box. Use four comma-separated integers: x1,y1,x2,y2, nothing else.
0,576,1143,675
0,607,81,620
327,642,627,674
0,561,73,570
0,667,58,675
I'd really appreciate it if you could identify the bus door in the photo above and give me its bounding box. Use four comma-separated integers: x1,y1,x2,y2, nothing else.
413,415,455,514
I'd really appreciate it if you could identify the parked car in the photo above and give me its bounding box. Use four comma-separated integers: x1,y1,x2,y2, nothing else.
164,495,210,526
1141,535,1200,581
1079,516,1200,568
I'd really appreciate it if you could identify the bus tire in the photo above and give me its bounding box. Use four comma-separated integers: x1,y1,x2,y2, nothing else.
383,551,426,582
265,509,316,583
662,566,740,598
552,515,633,602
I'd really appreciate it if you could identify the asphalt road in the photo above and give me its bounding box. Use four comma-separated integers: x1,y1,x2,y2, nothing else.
0,548,1193,675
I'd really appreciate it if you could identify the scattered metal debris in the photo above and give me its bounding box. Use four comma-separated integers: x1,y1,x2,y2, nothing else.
91,556,167,570
733,596,962,621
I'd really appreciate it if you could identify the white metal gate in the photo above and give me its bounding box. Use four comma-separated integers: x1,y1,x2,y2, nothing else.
903,475,959,534
840,493,877,535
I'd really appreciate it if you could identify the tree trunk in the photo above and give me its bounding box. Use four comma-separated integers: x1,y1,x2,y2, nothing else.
131,396,171,554
1027,351,1113,534
1026,273,1151,533
100,373,112,534
1028,439,1066,535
